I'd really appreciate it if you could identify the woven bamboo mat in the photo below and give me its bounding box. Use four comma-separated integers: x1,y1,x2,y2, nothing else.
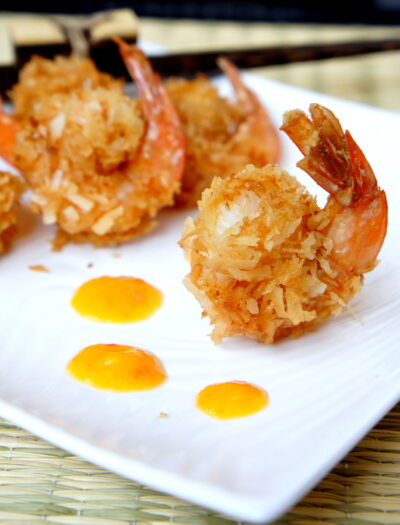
0,405,398,524
0,15,399,525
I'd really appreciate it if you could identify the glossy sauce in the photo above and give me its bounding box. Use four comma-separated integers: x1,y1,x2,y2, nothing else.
196,380,268,419
68,344,167,391
71,276,162,323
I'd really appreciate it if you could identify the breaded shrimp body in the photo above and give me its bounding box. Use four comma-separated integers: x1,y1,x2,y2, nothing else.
181,104,387,344
0,172,22,253
14,42,185,248
11,55,123,117
181,166,348,343
166,59,280,208
15,87,145,247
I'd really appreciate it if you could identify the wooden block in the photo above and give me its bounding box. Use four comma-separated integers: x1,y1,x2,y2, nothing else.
8,17,66,46
90,8,139,43
8,16,70,70
0,19,18,95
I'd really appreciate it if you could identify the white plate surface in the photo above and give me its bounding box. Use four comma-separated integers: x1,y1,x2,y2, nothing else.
0,71,399,524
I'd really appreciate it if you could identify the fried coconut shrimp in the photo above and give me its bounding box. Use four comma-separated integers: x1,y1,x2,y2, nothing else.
14,41,185,248
180,104,387,343
11,55,123,117
0,172,22,253
166,58,280,207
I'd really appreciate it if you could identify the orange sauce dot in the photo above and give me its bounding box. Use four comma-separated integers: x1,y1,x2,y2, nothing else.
67,344,167,391
196,381,268,419
71,276,163,323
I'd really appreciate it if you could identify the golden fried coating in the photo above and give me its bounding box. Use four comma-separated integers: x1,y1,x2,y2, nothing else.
180,165,363,344
0,172,22,253
181,102,387,345
166,72,279,208
11,55,123,117
14,87,150,248
166,78,242,207
13,43,186,249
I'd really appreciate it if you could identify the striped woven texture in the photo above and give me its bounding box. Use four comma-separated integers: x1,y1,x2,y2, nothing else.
0,15,399,525
0,405,399,524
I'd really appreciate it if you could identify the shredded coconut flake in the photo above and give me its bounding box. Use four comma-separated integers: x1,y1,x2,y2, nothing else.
86,100,102,112
92,205,124,235
216,191,260,236
43,208,57,225
62,205,79,223
30,193,47,206
51,169,64,190
66,193,94,212
49,113,66,141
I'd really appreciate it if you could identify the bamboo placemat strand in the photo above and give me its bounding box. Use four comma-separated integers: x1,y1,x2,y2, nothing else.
0,405,398,524
0,16,399,525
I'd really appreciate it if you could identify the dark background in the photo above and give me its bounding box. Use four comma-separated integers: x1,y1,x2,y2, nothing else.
2,0,400,24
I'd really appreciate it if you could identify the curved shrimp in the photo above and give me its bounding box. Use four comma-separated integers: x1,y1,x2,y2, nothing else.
166,59,280,207
180,103,387,344
14,41,185,248
281,103,388,275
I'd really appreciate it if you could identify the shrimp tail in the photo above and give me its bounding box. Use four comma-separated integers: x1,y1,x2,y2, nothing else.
281,103,388,274
115,38,180,127
345,129,380,202
218,57,281,164
115,38,186,189
217,57,257,111
0,98,18,165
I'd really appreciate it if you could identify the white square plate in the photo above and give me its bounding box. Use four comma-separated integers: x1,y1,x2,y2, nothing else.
0,71,399,524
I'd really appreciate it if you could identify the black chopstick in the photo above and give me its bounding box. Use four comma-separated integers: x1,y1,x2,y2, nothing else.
2,36,400,93
146,37,400,77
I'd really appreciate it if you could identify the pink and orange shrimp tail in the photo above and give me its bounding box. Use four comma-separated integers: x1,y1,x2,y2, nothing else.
342,129,388,270
218,56,281,164
0,99,18,164
114,37,180,127
345,129,380,203
114,38,186,188
281,103,387,274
